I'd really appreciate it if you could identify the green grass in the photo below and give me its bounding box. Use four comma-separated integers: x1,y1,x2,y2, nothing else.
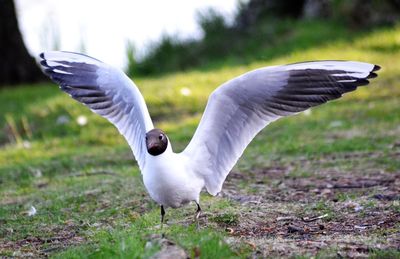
1,21,400,257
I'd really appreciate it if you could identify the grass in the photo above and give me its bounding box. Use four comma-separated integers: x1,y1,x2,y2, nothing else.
1,21,400,257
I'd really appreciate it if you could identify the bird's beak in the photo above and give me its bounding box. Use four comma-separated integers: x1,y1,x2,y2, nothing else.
147,141,160,155
148,142,158,150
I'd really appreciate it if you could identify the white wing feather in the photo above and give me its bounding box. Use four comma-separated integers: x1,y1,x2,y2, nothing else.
183,61,380,195
40,51,154,171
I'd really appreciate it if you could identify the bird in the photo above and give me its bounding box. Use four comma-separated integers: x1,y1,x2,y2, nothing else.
39,51,380,225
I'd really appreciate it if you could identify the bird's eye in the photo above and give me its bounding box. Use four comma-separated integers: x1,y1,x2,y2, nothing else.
159,134,163,140
145,136,148,141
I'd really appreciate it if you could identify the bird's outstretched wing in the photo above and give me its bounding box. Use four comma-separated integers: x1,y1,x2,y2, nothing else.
40,51,154,171
182,61,380,195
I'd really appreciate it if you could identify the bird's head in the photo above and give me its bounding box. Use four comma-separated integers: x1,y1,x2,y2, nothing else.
145,128,168,156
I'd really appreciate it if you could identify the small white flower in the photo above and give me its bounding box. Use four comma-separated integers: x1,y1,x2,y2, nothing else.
22,141,31,149
32,169,42,178
180,87,191,96
354,205,364,212
27,206,37,216
77,115,88,126
303,109,312,116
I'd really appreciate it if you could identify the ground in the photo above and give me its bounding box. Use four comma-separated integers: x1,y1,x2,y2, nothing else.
221,152,400,258
0,22,399,258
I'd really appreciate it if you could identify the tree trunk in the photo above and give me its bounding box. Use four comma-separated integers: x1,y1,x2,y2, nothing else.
0,0,47,87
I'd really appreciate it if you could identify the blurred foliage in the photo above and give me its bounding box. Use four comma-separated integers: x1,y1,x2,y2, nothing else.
329,0,400,27
126,0,400,77
125,41,137,77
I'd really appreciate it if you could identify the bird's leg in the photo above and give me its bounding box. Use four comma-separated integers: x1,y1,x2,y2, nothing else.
195,202,201,220
195,202,201,228
160,205,165,229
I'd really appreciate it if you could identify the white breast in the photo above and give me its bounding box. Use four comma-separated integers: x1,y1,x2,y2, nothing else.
142,151,204,208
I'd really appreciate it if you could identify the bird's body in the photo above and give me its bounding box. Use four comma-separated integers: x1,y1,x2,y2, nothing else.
39,51,380,223
143,149,203,208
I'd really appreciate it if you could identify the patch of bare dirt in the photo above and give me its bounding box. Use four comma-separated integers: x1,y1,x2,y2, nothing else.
220,151,400,257
0,221,85,258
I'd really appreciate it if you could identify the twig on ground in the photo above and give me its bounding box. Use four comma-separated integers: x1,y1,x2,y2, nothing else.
302,213,328,222
276,216,296,221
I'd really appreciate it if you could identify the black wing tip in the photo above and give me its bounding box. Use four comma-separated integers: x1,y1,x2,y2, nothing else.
366,64,380,80
373,65,381,72
367,72,378,79
357,78,370,86
40,59,49,67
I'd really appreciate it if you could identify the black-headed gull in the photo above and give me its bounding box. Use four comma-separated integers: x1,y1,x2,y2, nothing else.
39,51,380,224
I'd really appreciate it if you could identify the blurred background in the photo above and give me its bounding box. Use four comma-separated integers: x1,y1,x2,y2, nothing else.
13,0,237,68
2,0,400,85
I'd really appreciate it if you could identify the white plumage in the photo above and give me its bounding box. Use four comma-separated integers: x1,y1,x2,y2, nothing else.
40,51,380,222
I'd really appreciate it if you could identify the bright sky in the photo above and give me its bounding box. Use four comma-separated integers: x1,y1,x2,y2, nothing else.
15,0,237,69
